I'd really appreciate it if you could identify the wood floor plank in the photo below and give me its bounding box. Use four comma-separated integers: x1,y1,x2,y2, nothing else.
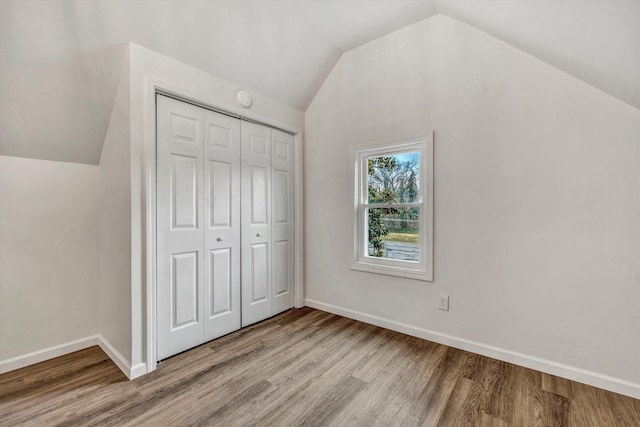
1,308,637,427
351,327,406,383
403,347,470,426
332,335,439,426
541,372,577,399
255,320,381,424
373,340,450,426
437,377,484,426
296,375,367,426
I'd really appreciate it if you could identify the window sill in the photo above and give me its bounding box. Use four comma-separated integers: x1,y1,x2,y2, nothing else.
351,259,433,282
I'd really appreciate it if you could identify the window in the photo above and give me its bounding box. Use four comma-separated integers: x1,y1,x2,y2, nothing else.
352,135,433,281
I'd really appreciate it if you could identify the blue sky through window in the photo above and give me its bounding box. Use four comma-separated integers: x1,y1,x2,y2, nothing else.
393,152,419,164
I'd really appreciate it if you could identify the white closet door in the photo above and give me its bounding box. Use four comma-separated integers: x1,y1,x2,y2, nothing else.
157,95,205,360
271,130,295,315
157,95,296,357
241,121,272,326
203,109,242,340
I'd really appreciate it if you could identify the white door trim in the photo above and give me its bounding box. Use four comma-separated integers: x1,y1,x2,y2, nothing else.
142,76,304,374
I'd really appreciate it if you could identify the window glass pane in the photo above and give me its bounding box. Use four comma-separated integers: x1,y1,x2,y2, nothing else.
367,207,420,262
367,152,420,204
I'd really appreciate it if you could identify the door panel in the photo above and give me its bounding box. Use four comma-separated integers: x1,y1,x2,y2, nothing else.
171,154,199,229
209,248,232,316
171,251,199,328
250,243,269,302
170,113,199,143
209,123,233,150
209,160,232,228
157,95,205,360
250,166,268,224
203,109,241,341
241,122,272,326
274,138,289,161
273,169,288,224
250,134,268,158
271,130,295,315
273,240,289,295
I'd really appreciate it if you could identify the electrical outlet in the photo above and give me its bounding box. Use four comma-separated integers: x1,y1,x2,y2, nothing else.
438,295,449,311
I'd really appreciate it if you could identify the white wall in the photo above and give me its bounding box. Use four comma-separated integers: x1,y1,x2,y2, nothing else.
0,156,99,365
304,14,640,397
128,43,305,374
99,48,132,371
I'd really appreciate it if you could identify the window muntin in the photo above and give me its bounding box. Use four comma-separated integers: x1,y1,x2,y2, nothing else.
353,136,433,281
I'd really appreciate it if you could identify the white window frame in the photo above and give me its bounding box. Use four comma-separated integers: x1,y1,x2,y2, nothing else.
352,134,434,281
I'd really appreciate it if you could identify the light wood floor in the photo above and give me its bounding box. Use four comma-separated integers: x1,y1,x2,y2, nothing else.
1,308,638,426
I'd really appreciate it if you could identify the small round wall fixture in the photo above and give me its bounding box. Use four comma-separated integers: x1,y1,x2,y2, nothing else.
236,90,252,108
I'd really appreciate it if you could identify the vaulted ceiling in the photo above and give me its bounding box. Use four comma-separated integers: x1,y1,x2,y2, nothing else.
1,0,639,164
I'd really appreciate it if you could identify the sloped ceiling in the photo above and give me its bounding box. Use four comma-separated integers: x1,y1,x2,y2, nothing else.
435,0,640,114
0,0,638,165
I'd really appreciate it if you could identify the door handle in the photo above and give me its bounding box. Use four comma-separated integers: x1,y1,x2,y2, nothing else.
256,232,262,237
217,237,223,242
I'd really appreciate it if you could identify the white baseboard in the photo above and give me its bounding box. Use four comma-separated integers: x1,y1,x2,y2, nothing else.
0,335,147,380
97,336,133,379
0,335,100,374
97,336,148,379
304,299,640,399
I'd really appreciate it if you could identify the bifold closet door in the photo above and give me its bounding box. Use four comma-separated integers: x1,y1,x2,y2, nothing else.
271,129,295,315
241,123,295,327
157,94,295,358
157,96,204,360
241,122,272,326
202,109,242,342
157,95,241,360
